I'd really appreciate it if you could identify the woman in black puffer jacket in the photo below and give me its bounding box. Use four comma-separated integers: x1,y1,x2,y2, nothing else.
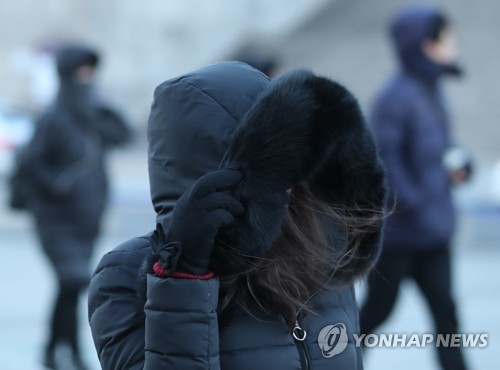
88,62,386,370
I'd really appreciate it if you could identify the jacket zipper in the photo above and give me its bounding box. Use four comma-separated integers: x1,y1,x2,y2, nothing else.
291,267,338,370
293,319,311,370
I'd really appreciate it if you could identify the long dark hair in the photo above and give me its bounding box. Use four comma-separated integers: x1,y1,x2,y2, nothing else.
217,182,383,329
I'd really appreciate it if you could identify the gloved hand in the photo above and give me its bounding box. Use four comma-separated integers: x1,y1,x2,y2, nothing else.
151,169,244,276
212,185,291,274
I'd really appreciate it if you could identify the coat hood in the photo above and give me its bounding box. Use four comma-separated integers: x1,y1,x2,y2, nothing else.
56,44,99,80
55,44,100,112
390,5,460,84
148,62,270,226
148,62,386,278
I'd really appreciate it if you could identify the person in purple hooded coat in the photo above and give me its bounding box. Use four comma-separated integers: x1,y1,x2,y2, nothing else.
359,5,470,370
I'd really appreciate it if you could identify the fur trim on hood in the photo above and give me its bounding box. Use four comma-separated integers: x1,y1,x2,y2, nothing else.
147,62,386,281
215,69,386,278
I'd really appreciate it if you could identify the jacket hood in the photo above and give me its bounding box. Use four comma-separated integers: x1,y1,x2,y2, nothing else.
56,44,100,80
148,62,270,226
55,44,100,112
148,62,386,279
390,5,460,84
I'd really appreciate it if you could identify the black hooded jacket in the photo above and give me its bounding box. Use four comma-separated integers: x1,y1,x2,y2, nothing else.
88,62,385,370
25,45,131,234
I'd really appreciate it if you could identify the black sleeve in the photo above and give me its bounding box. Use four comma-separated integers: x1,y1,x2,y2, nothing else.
143,275,220,369
88,238,221,370
88,245,148,370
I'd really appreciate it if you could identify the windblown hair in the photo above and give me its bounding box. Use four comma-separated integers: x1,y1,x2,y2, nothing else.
217,182,384,329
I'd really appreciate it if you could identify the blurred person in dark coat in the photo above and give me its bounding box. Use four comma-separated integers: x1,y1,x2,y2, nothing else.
359,5,470,370
24,44,131,370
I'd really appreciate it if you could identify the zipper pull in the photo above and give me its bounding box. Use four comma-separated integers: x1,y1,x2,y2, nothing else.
292,320,307,341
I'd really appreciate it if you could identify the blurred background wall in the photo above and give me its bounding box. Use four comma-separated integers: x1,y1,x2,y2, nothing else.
2,0,499,197
1,0,499,163
0,1,499,369
0,0,329,124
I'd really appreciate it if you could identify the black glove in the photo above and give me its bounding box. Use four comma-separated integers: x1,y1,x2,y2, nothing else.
151,169,244,276
212,185,291,274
